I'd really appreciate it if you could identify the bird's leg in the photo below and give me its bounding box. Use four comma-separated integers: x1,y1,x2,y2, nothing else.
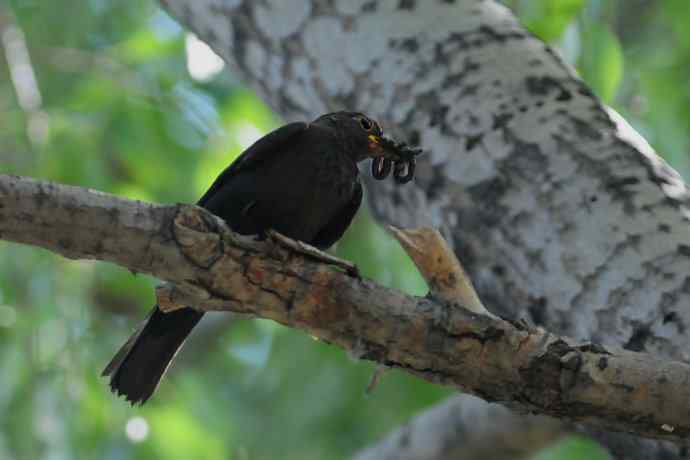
266,229,360,278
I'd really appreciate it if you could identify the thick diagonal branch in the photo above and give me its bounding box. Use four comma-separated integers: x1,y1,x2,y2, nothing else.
1,173,690,444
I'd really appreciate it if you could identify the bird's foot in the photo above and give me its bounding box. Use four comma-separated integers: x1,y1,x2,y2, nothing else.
266,230,360,278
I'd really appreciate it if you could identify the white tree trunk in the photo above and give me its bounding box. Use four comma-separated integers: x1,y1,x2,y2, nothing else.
158,0,690,457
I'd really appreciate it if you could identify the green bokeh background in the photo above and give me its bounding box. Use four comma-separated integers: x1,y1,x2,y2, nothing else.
1,1,687,458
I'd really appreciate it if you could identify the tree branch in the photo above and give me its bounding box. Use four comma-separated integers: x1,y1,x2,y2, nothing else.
2,172,690,444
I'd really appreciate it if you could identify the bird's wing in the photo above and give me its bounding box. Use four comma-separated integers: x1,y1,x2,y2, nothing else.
310,181,363,250
197,121,308,206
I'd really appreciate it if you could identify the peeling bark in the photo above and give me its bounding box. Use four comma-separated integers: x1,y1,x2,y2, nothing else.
3,173,690,445
154,0,690,456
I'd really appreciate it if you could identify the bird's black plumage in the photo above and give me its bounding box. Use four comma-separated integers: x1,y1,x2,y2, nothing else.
103,111,400,404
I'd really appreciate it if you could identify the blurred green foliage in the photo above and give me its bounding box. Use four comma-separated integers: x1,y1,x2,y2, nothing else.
0,1,687,459
531,436,612,460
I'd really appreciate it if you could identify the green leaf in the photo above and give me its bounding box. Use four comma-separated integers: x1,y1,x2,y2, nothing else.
578,24,624,103
518,0,586,42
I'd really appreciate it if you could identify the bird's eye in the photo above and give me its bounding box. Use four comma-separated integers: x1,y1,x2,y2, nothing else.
359,117,373,131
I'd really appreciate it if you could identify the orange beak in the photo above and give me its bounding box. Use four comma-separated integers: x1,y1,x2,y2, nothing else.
367,134,385,157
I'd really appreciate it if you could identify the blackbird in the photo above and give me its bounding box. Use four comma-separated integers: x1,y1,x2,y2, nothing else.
102,111,420,404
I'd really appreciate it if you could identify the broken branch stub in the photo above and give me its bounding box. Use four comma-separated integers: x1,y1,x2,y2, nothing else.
387,226,494,317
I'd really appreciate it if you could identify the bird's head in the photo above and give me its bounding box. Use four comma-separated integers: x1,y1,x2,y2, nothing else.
312,111,392,162
312,111,423,183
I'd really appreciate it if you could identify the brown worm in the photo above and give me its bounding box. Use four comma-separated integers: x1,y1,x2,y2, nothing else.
371,137,423,184
393,158,415,184
371,157,393,180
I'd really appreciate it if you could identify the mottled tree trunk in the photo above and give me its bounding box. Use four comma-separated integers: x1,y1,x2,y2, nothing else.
158,0,690,457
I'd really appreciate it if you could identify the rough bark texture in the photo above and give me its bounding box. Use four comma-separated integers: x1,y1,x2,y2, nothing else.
155,0,690,457
3,173,690,444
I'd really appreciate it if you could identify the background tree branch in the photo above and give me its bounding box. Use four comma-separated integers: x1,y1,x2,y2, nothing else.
355,394,684,460
353,394,565,460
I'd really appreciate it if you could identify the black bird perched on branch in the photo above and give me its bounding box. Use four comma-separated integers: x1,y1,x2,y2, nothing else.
102,111,422,404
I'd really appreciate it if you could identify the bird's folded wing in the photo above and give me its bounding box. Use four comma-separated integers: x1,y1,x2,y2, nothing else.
197,121,308,206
